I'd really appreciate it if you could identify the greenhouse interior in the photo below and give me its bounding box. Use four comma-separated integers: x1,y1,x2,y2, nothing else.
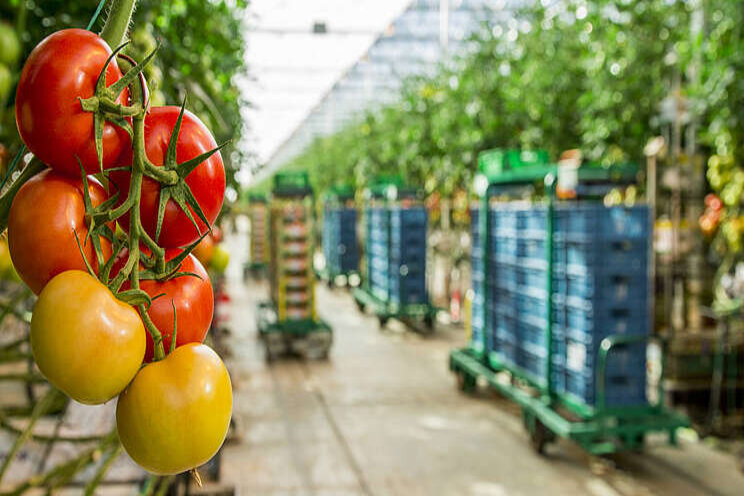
1,0,744,494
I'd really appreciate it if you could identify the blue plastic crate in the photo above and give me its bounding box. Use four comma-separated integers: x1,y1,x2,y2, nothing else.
493,264,519,291
517,237,547,262
493,287,515,313
564,239,647,274
494,236,518,258
516,266,548,294
518,319,546,348
516,292,548,320
564,370,647,407
518,207,548,233
554,204,649,241
565,272,648,305
493,311,517,342
490,206,519,232
390,207,427,225
551,326,566,360
494,334,518,367
565,297,649,337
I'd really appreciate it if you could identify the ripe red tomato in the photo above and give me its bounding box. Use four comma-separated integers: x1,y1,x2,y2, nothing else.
15,29,130,176
111,106,225,248
8,169,113,294
116,343,232,474
117,248,213,362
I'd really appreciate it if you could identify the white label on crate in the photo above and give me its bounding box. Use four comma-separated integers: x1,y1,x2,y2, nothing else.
566,342,587,372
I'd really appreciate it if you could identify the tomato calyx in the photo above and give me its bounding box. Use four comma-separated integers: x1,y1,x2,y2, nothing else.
78,40,160,171
143,100,230,243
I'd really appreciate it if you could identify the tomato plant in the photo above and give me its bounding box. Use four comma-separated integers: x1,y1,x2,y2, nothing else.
31,270,146,405
117,248,214,362
111,106,225,248
0,0,233,481
116,343,232,475
15,29,131,175
7,168,112,294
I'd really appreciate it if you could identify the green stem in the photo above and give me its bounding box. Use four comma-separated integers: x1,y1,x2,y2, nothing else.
0,430,118,496
0,415,105,443
0,389,61,483
123,114,166,361
84,443,122,496
100,0,137,48
143,162,179,185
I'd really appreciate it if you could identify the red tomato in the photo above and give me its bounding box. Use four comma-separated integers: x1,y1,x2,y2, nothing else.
212,226,223,243
8,169,113,294
15,29,130,175
116,248,214,362
705,193,723,212
111,106,225,248
192,233,215,266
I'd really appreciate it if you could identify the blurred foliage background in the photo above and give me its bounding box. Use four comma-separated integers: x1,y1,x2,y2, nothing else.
279,0,742,261
0,0,249,195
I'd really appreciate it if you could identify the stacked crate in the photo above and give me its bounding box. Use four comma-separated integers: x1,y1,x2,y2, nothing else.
389,207,428,305
269,200,315,322
366,206,390,302
485,202,649,407
469,207,485,353
553,204,649,406
249,200,268,266
322,205,359,276
366,205,428,305
488,203,563,388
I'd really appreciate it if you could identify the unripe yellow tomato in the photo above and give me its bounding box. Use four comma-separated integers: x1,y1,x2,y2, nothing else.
31,270,146,404
116,343,233,475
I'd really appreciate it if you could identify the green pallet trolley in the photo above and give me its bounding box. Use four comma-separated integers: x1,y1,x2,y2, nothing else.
257,172,332,360
450,149,689,455
352,176,438,331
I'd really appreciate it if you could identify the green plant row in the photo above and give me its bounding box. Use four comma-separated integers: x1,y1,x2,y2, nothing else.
279,0,741,254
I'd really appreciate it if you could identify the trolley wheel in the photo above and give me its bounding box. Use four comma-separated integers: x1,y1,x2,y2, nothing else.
630,433,645,452
523,410,554,455
326,278,334,289
455,370,476,393
355,300,366,312
378,315,389,328
423,314,435,331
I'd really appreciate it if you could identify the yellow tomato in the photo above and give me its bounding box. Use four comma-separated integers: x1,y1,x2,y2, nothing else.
30,271,145,404
116,343,233,475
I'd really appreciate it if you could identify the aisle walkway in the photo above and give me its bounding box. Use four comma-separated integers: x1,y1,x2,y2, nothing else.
220,237,744,496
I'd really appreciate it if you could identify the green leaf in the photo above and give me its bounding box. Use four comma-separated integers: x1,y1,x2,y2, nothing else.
174,141,229,180
165,97,188,168
169,300,178,354
95,41,130,93
108,41,161,99
154,187,171,243
72,230,97,279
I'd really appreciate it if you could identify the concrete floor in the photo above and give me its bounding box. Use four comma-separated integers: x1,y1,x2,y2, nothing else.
220,238,744,496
